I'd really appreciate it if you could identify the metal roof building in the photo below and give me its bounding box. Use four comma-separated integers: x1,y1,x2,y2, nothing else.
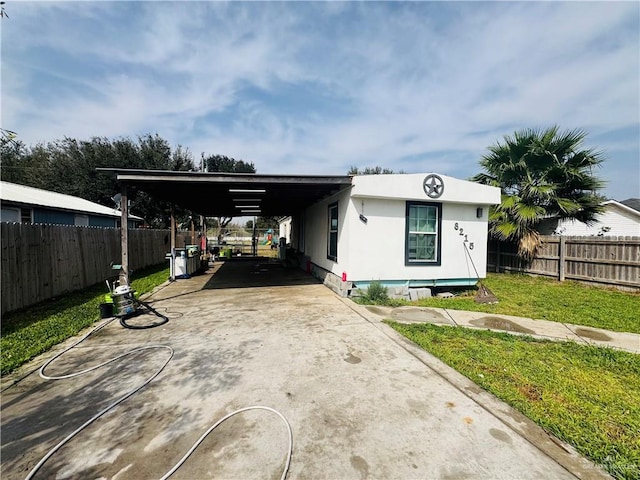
0,181,143,227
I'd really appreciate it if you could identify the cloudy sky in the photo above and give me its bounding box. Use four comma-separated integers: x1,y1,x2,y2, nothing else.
2,1,639,200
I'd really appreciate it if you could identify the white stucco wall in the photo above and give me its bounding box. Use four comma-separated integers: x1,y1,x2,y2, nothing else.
303,188,352,276
341,198,491,283
350,173,499,205
300,173,500,286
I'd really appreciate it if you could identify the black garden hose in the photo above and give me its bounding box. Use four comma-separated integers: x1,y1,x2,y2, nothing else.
119,298,169,329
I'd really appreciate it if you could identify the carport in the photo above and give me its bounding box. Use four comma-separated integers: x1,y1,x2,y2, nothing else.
97,168,353,284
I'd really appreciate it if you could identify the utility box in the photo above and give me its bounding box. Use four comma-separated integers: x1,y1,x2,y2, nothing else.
168,247,200,279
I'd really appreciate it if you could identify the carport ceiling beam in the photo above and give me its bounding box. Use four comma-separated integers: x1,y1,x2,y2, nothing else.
97,168,353,218
113,171,351,185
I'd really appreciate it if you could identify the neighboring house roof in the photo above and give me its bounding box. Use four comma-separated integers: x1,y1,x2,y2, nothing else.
0,181,143,221
620,198,640,213
604,199,640,218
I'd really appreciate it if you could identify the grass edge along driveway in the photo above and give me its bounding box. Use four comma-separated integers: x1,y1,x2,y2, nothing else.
1,265,170,376
387,321,640,480
375,273,640,334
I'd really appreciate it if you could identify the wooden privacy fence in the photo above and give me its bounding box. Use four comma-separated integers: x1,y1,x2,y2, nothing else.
488,236,640,290
1,223,193,314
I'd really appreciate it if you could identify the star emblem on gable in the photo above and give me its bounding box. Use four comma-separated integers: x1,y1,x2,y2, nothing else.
423,174,444,199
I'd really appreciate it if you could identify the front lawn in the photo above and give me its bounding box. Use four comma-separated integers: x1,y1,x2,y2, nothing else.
387,321,640,480
361,273,640,334
1,265,170,376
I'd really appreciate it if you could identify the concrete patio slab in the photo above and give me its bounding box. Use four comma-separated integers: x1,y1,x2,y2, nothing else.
1,260,611,479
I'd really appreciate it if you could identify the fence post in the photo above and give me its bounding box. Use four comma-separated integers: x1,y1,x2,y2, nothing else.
495,241,501,273
558,236,566,282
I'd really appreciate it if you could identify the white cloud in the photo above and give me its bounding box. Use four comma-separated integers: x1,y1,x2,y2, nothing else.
2,1,638,199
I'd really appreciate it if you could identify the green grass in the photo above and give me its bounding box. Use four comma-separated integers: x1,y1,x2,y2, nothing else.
362,273,640,334
387,321,640,479
1,265,170,376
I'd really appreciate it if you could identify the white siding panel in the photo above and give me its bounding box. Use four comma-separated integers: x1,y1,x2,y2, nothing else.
557,207,640,237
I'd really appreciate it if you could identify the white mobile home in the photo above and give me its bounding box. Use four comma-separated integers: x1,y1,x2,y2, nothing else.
285,173,501,296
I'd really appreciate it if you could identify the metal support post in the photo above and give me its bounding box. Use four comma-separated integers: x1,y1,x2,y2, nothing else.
120,184,129,286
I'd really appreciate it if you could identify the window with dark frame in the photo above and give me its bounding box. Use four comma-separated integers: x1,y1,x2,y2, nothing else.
327,202,338,261
405,201,442,265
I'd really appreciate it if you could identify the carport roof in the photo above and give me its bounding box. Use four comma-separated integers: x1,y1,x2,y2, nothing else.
98,168,353,217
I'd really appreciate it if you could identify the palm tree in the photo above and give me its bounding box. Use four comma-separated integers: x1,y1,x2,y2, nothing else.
472,126,606,258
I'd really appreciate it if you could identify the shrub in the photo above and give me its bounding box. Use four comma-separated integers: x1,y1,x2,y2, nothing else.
366,280,389,303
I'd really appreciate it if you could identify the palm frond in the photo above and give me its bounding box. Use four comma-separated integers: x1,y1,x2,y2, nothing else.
553,197,581,215
470,172,498,186
512,202,545,222
491,221,519,241
499,194,519,209
518,230,541,258
474,125,606,261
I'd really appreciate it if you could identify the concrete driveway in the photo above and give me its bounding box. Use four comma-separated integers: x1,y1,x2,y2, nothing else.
1,259,608,479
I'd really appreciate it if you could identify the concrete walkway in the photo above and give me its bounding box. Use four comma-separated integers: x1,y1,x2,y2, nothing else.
1,261,619,479
356,303,640,354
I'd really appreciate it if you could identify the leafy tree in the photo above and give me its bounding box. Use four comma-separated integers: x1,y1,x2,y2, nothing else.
132,136,194,228
202,154,255,174
255,216,279,231
200,153,257,240
348,166,401,175
472,126,606,258
1,134,196,228
138,134,172,170
0,139,30,184
46,137,111,202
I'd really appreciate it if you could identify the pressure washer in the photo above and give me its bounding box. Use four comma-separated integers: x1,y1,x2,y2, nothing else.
111,283,137,317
